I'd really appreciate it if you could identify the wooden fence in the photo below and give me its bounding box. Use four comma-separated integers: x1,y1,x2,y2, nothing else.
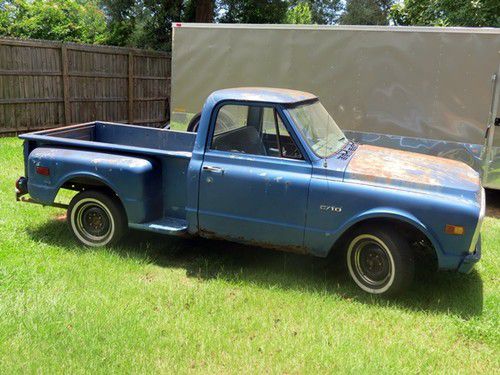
0,38,171,135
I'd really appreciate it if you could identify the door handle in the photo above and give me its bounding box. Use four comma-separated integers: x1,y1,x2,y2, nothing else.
203,165,224,174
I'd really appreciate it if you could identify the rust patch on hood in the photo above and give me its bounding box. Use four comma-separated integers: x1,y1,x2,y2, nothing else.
345,145,480,193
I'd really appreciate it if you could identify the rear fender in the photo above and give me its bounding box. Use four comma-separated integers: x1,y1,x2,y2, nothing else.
27,147,161,223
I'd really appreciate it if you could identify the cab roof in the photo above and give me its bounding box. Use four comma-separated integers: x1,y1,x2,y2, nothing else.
208,87,317,105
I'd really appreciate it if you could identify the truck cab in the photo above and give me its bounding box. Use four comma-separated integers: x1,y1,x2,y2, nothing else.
16,87,485,295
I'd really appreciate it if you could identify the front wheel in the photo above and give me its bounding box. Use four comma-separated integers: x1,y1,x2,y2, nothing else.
68,190,127,247
346,225,414,296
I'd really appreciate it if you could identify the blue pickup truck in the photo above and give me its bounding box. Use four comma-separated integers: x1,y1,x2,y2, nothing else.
16,88,485,295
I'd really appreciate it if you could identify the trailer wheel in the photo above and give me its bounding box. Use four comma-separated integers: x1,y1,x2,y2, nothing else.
68,190,127,247
186,111,233,133
187,113,202,132
346,225,414,296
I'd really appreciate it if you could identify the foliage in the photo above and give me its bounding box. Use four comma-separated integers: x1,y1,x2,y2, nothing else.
286,1,313,24
285,0,342,24
97,0,185,50
390,0,500,27
308,0,342,24
134,0,184,51
217,0,289,23
0,0,108,44
340,0,394,25
0,136,499,372
99,0,137,46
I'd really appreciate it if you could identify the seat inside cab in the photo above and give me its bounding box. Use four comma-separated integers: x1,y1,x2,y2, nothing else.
211,104,303,159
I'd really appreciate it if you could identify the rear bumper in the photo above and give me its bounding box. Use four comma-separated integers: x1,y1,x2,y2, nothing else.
458,235,481,273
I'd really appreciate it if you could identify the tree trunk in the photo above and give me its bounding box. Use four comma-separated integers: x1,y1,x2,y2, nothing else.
195,0,214,22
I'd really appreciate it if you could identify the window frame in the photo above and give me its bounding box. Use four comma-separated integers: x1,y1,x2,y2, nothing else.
206,100,310,163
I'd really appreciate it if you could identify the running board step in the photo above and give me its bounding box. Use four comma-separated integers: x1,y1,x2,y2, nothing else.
129,217,188,235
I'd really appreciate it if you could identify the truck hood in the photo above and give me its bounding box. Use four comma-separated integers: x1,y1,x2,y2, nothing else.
344,145,481,198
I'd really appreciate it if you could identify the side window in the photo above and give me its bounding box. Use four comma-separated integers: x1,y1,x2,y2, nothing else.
262,107,287,135
211,104,304,160
262,108,304,160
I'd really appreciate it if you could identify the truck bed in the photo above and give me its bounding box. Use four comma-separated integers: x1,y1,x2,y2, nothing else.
19,121,196,158
20,121,197,227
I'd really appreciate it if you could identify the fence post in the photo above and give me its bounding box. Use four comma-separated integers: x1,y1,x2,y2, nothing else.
128,52,134,124
61,44,71,125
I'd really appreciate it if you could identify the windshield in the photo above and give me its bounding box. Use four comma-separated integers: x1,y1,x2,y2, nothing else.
286,100,347,158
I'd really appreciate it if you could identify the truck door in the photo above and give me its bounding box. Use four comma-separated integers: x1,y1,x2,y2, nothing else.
198,103,312,251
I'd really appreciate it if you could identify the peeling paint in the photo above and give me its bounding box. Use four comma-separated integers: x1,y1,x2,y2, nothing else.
345,145,480,193
199,229,308,254
210,87,317,104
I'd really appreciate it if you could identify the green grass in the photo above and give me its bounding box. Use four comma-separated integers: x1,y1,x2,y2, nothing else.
0,137,499,374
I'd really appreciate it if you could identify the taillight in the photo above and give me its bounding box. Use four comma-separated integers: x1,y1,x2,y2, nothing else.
445,224,464,235
36,166,50,176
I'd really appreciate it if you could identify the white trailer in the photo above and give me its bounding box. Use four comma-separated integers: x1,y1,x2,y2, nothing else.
170,23,500,189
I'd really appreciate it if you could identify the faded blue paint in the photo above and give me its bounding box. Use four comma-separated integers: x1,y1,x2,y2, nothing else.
27,147,161,223
18,88,483,273
208,87,317,105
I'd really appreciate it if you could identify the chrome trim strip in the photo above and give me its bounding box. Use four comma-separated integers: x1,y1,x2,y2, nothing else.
469,188,486,253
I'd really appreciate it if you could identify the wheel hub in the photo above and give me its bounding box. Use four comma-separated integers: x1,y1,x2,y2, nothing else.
81,205,110,237
352,239,392,287
359,244,389,282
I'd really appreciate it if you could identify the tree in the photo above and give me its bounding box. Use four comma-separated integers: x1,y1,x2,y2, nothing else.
195,0,214,22
217,0,289,23
390,0,500,27
100,0,185,50
135,0,184,50
99,0,137,46
286,1,312,24
0,0,108,43
340,0,393,25
308,0,342,24
0,2,12,35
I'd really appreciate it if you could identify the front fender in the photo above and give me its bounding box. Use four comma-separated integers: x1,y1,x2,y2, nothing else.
331,207,444,259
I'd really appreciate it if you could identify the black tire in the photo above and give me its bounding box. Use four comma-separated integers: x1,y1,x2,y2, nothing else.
67,190,127,247
187,111,234,133
346,224,414,296
187,112,201,132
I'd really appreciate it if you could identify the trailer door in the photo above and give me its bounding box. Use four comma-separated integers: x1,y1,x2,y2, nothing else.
484,68,500,189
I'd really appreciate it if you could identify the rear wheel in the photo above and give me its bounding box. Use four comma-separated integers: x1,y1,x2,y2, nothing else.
346,225,414,295
68,190,127,247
